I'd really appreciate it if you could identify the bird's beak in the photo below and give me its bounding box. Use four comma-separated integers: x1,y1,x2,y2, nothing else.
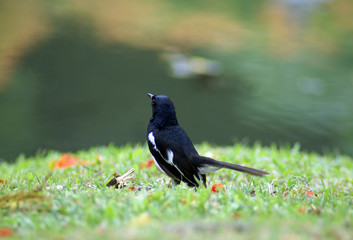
147,93,154,99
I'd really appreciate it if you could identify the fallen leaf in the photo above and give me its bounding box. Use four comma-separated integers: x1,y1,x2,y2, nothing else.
232,212,242,219
306,191,313,197
140,159,154,169
298,207,306,214
211,184,225,193
0,228,12,237
51,153,89,169
305,190,318,197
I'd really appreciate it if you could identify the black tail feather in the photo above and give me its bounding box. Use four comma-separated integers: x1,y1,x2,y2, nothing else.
196,156,269,176
215,161,269,176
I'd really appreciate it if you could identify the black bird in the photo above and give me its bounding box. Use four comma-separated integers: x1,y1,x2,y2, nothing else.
146,93,269,188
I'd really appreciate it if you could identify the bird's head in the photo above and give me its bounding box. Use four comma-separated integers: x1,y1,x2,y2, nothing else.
147,93,178,127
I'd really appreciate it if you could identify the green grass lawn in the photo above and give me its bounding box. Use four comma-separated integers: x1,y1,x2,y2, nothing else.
1,143,352,239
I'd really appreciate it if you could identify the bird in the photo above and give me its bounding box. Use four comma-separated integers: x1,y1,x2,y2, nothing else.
146,93,269,188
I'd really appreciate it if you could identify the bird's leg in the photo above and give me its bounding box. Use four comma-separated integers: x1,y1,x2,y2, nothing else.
190,175,207,189
201,174,207,188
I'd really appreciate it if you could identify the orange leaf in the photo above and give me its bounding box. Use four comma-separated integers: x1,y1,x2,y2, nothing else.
306,190,317,197
298,207,306,214
0,228,12,237
211,184,225,193
140,159,154,169
51,153,89,169
306,190,313,197
53,154,78,169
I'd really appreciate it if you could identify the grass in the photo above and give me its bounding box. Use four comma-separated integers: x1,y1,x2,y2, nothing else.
0,143,353,239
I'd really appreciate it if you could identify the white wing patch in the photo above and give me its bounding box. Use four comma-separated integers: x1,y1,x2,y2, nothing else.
166,149,174,165
148,132,157,150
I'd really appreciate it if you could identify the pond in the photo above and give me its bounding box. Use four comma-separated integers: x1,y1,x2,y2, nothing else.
1,0,352,161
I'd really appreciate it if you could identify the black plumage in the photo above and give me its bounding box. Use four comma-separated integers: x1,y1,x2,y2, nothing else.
146,93,269,188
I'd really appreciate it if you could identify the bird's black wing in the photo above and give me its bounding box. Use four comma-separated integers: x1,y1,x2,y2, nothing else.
151,126,202,186
147,137,183,181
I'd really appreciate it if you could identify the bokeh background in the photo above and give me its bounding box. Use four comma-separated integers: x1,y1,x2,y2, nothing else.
1,0,353,162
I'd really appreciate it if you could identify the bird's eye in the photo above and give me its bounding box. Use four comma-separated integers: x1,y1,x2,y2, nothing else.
152,98,156,105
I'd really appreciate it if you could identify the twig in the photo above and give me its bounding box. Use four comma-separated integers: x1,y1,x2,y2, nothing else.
106,168,136,188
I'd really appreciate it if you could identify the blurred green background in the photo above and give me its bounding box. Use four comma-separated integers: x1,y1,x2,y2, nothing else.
1,0,352,162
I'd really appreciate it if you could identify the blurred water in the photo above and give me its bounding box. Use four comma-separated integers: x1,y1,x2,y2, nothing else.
1,0,353,161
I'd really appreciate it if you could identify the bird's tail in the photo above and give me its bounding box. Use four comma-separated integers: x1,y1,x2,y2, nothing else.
196,156,269,176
